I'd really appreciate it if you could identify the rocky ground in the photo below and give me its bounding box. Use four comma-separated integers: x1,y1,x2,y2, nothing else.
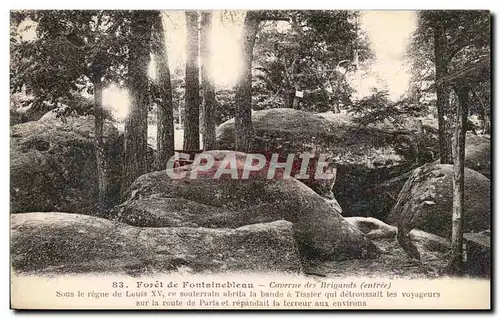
305,238,448,279
9,108,491,279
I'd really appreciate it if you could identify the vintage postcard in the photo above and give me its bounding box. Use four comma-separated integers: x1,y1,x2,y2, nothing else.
9,9,491,310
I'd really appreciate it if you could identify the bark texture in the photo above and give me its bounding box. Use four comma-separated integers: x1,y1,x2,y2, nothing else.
433,22,453,164
200,11,217,150
448,86,469,276
123,11,154,192
183,11,201,151
234,12,260,152
93,79,109,211
152,12,174,169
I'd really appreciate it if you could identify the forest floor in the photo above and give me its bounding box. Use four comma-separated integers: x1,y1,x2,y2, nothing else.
304,238,449,279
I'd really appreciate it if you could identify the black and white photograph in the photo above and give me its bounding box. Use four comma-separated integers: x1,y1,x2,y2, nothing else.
8,8,492,310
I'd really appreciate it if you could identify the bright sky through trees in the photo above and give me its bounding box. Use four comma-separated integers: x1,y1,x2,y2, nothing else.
357,11,417,101
16,11,418,119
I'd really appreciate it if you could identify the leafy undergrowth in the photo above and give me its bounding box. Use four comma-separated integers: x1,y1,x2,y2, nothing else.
304,238,449,279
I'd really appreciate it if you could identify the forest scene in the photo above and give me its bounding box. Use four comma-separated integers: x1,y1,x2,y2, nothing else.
10,10,491,279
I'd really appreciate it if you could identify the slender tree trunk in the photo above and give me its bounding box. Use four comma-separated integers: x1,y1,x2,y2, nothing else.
433,23,453,164
178,99,182,126
234,11,288,151
235,12,260,152
183,11,200,151
284,89,294,109
123,11,153,192
483,112,490,134
436,84,453,163
290,16,302,110
93,79,109,213
200,11,216,150
448,85,469,276
292,83,300,109
152,12,174,169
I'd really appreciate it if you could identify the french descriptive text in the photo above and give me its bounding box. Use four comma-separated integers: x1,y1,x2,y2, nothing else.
53,279,442,308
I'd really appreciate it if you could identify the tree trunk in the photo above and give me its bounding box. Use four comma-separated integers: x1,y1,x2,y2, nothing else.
152,12,174,169
183,11,200,151
436,84,453,164
433,23,453,164
234,12,260,152
483,112,490,134
123,11,153,192
292,83,300,109
93,79,109,213
284,89,295,109
448,85,469,276
200,11,216,150
178,98,182,126
290,16,302,111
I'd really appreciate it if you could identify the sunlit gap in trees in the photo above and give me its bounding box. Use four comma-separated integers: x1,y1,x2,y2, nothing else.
104,10,245,121
102,85,130,122
353,11,417,101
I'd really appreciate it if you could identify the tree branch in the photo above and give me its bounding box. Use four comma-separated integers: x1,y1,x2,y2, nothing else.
445,33,481,64
435,57,490,87
94,11,104,33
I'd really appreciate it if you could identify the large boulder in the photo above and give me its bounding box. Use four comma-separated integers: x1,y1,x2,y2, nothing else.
387,163,491,238
216,108,338,197
345,216,397,240
315,112,439,163
319,112,438,218
10,117,122,215
38,106,68,122
215,109,438,217
11,213,302,275
464,230,490,278
345,216,450,254
217,109,438,161
465,135,490,178
10,94,58,125
356,134,490,221
217,108,335,151
113,150,379,261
